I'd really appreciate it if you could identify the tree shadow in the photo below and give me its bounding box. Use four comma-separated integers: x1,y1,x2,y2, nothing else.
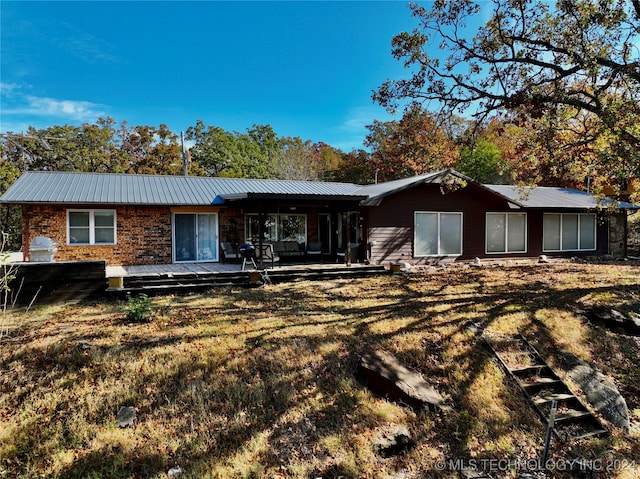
4,263,639,478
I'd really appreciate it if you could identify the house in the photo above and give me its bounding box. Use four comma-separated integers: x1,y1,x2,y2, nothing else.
0,169,636,266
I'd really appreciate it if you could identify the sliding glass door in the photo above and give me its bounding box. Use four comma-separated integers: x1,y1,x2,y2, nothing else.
173,213,219,262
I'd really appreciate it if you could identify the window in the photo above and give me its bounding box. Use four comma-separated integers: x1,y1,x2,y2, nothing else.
245,214,306,243
543,213,596,252
415,212,462,256
173,213,219,262
67,210,116,245
486,213,527,254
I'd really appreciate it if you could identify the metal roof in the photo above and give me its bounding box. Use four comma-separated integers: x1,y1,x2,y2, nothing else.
2,170,636,211
485,185,639,210
356,170,473,206
0,171,365,205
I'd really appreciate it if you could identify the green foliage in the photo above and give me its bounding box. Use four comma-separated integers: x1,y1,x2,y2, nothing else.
124,293,153,323
455,138,508,184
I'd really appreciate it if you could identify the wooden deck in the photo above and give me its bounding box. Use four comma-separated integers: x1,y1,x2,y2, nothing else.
106,261,380,278
106,261,391,294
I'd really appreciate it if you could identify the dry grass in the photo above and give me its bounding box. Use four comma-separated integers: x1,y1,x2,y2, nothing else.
1,262,639,478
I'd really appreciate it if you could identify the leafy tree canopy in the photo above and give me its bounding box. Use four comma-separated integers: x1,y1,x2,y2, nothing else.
374,0,640,181
364,105,459,181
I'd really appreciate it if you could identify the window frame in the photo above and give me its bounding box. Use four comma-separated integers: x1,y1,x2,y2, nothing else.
485,212,528,254
245,213,307,243
414,211,463,257
67,209,117,246
542,213,597,252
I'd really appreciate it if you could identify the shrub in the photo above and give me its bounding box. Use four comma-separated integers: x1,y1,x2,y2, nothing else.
125,293,153,323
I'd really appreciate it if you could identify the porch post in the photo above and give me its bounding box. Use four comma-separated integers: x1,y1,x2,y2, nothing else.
257,206,264,269
345,211,351,266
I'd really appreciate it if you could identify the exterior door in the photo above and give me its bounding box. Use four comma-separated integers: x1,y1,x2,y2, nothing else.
173,213,219,262
318,213,332,254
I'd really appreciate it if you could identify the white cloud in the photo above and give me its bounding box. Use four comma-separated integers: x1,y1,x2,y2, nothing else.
330,105,398,151
24,96,106,120
0,85,108,132
0,83,21,95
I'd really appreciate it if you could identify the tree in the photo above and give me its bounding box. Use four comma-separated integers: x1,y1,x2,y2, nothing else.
374,0,640,180
329,149,373,184
364,105,459,181
185,120,238,177
186,121,278,179
455,137,508,184
0,156,21,250
274,137,316,180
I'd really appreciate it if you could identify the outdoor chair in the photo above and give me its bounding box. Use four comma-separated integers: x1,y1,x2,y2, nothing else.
306,242,323,261
220,242,241,264
258,243,280,269
336,243,359,264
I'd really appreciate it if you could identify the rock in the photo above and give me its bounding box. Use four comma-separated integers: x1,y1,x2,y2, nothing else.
357,350,444,410
558,351,630,432
471,257,483,267
398,261,414,272
167,466,183,477
587,306,640,336
538,254,549,263
117,406,137,428
372,425,414,457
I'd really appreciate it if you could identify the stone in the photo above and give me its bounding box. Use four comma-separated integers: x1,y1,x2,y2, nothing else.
558,351,630,432
372,425,414,457
167,466,183,477
587,306,640,336
357,350,444,410
398,261,414,272
538,254,549,263
117,406,137,428
471,257,483,267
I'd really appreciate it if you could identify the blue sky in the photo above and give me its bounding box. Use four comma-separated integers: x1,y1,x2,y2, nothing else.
1,1,427,151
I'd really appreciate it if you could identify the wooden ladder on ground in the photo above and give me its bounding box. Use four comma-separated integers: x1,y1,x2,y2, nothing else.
483,333,607,442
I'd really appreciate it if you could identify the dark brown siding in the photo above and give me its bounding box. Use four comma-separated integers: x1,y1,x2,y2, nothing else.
364,183,610,264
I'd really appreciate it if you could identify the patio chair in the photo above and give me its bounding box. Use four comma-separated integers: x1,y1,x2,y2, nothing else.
306,242,323,261
220,242,241,264
336,243,359,264
258,243,280,269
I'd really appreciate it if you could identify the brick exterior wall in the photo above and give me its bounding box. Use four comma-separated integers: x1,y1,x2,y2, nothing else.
23,205,173,266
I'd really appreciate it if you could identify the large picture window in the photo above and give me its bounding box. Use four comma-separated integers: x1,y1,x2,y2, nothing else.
246,214,306,243
67,209,116,245
415,212,462,256
486,213,527,254
543,213,596,252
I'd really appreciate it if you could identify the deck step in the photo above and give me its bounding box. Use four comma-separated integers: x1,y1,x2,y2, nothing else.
107,265,391,295
555,409,593,422
520,378,563,389
483,333,607,442
533,393,576,404
511,364,549,374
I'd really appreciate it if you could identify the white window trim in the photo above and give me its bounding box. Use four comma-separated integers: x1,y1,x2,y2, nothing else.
543,213,597,252
67,209,117,246
485,212,528,254
414,211,463,257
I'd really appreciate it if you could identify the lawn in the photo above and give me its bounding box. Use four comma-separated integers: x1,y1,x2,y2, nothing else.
1,261,639,478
